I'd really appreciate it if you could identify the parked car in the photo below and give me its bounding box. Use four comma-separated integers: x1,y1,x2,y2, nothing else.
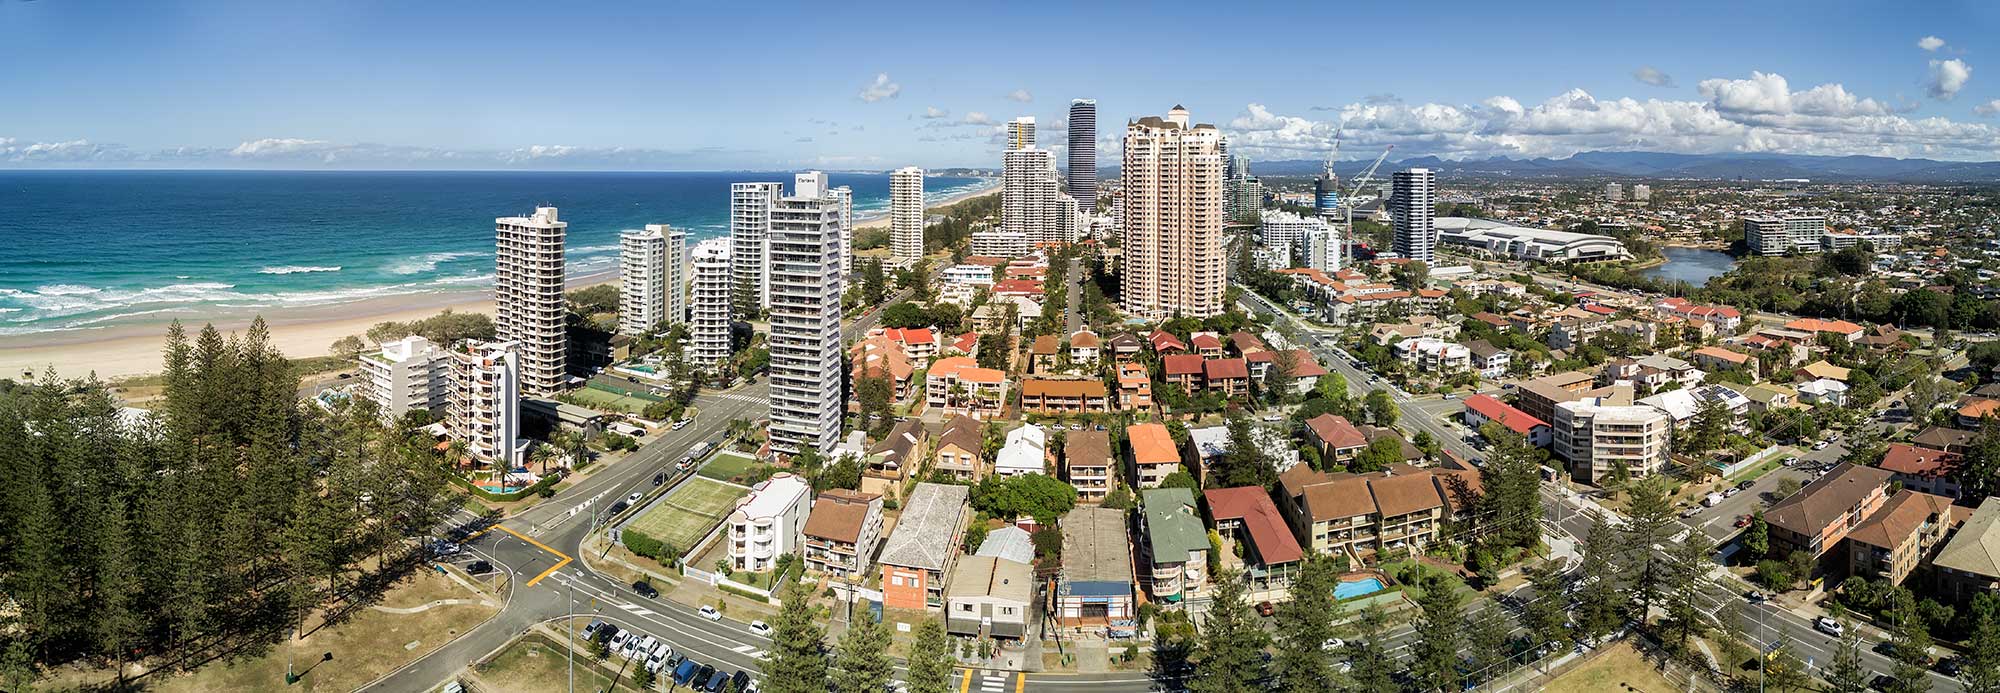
1734,515,1752,528
626,492,644,505
749,620,772,637
1816,616,1845,636
673,659,702,685
609,500,629,515
1780,457,1797,466
607,630,631,653
653,472,667,486
1813,440,1831,450
732,670,755,693
673,418,691,430
699,604,723,621
1680,507,1701,518
1723,487,1741,498
1256,601,1276,617
693,665,716,689
1737,479,1755,491
467,560,493,575
704,670,730,692
1937,657,1962,676
633,581,659,599
1871,675,1898,691
581,619,607,641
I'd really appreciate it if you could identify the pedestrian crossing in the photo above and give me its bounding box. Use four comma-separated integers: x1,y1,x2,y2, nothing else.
956,669,1018,693
614,602,657,617
730,643,766,659
706,392,764,405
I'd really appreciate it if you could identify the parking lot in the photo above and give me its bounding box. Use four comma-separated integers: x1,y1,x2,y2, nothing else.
579,618,760,692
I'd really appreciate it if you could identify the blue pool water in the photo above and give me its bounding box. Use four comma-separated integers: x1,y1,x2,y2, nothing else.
1335,577,1386,600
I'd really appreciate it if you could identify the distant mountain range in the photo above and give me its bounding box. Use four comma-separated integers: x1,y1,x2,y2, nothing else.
1237,151,2000,183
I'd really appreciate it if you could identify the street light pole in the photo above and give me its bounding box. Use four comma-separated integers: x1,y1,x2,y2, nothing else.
568,577,575,693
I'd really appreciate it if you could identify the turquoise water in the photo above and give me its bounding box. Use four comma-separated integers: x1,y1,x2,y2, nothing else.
1335,577,1386,599
0,170,989,336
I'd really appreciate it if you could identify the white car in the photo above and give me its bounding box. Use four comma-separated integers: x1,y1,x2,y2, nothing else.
627,492,644,505
1321,638,1344,651
673,418,691,430
635,635,657,657
618,634,644,659
607,631,632,656
699,605,723,621
749,620,772,637
1815,616,1845,637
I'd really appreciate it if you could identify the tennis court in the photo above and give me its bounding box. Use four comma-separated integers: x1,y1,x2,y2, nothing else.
697,451,762,483
624,477,748,552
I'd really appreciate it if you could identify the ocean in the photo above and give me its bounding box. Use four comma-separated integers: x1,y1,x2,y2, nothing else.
0,170,988,337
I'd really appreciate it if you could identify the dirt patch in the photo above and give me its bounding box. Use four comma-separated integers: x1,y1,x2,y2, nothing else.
1542,640,1679,693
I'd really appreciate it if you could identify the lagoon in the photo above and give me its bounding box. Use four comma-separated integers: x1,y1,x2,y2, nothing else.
1639,246,1739,286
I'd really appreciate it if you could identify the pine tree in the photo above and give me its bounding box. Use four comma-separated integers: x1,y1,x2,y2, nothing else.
1889,600,1935,693
1411,580,1466,693
1342,604,1397,693
831,617,895,693
762,581,829,693
1766,642,1812,692
1188,568,1269,693
1824,627,1872,693
1968,605,2000,693
1620,476,1677,622
1575,518,1626,643
1465,605,1512,686
1522,560,1571,649
1663,531,1714,646
1273,555,1343,693
906,617,957,693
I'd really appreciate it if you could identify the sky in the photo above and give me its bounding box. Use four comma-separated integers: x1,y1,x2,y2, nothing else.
5,0,2000,170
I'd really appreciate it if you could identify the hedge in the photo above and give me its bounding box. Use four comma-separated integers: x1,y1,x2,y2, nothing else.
448,471,562,503
622,528,678,566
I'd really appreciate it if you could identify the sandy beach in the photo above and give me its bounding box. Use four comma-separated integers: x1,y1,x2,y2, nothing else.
0,181,998,382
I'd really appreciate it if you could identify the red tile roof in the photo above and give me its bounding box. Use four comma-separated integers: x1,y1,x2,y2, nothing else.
1204,358,1249,380
1203,487,1304,565
1462,394,1549,435
1191,333,1224,350
1163,354,1206,376
1879,443,1958,479
1277,349,1326,377
1305,414,1368,451
1148,330,1188,353
1783,318,1865,335
1128,423,1179,465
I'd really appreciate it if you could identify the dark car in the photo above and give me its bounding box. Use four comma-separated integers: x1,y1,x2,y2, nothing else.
694,664,715,688
1256,601,1275,617
673,659,701,685
1736,479,1755,491
704,670,729,691
467,560,493,575
609,500,629,515
633,580,659,599
1871,674,1898,691
732,670,753,691
653,472,667,486
1938,657,1962,676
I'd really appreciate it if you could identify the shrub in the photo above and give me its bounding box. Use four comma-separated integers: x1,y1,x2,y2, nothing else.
1756,559,1793,590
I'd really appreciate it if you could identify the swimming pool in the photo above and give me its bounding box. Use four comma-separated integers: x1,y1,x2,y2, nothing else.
1335,577,1386,600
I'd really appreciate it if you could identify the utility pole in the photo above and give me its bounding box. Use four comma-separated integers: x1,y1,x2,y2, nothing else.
568,577,575,693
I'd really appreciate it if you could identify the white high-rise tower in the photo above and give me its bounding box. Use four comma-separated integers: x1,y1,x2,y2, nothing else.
689,238,734,370
766,189,846,458
1008,116,1036,150
730,182,783,318
618,224,686,335
1120,105,1225,318
448,340,521,469
891,167,925,266
1391,168,1438,264
494,207,567,395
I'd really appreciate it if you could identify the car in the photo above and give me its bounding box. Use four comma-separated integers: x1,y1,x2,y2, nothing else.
653,472,667,486
673,659,702,685
633,580,658,599
606,631,631,655
1813,440,1831,450
634,635,657,657
1938,656,1962,676
581,619,607,640
1816,616,1845,636
1735,515,1752,528
646,643,672,672
1256,601,1276,617
1737,479,1755,491
1744,591,1765,603
429,540,462,558
608,500,629,515
626,492,644,505
1321,638,1345,651
1680,507,1701,518
1780,456,1797,466
337,372,353,379
1871,675,1898,691
618,634,644,659
693,665,716,689
749,620,772,636
467,560,493,575
704,670,730,692
1443,393,1456,400
732,670,755,693
699,604,722,621
673,418,691,430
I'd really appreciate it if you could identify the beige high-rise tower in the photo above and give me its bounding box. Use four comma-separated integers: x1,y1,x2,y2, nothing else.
1120,106,1224,318
891,166,925,266
494,207,568,394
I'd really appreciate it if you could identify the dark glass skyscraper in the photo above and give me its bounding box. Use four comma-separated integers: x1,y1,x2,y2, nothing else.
1067,99,1097,209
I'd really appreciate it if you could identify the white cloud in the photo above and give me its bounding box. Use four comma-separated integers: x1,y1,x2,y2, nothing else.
922,106,949,119
1919,36,1946,52
1218,70,2000,162
1007,89,1033,103
1633,66,1677,88
230,138,335,157
1976,100,2000,117
961,112,995,126
857,73,900,103
1929,59,1971,100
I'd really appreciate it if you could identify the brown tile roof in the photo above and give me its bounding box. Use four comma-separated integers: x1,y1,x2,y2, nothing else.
1277,349,1327,377
1031,334,1060,355
1065,430,1112,465
934,415,983,455
1879,443,1958,479
1204,358,1249,380
1304,475,1377,521
1369,471,1445,517
1021,378,1108,398
1070,331,1101,348
1765,463,1893,537
1431,468,1484,513
1912,426,1978,451
1203,487,1304,564
1230,331,1267,354
1847,489,1955,550
803,490,879,544
1305,414,1368,450
1163,354,1206,376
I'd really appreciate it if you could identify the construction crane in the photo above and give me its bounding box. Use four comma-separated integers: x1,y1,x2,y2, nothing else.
1339,144,1395,268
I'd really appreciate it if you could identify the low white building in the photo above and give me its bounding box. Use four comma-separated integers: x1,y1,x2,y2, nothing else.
1434,217,1630,262
359,335,451,423
1393,337,1471,373
1553,397,1671,485
970,230,1031,258
995,425,1049,477
1797,379,1850,407
726,472,814,573
942,264,998,286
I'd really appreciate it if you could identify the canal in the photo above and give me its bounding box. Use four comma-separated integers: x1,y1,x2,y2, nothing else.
1639,246,1739,286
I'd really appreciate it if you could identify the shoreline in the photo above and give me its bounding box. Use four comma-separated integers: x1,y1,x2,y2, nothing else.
0,182,999,381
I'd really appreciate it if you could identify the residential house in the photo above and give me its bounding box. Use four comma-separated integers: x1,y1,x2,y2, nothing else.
801,489,885,580
1764,463,1893,568
1140,488,1211,604
1107,333,1144,361
1203,358,1251,398
1063,430,1114,503
945,555,1034,639
725,473,814,573
1796,360,1851,382
1845,490,1959,586
1879,443,1964,499
1162,354,1206,393
1797,379,1849,407
1116,362,1154,410
1548,312,1609,350
882,327,940,361
1933,497,2000,604
1304,413,1369,465
1462,394,1552,447
929,415,985,482
1191,332,1225,359
927,356,1009,420
1393,338,1470,373
1148,330,1188,356
1732,383,1800,413
1783,317,1866,343
1029,335,1061,374
1912,426,1978,454
1959,398,2000,428
1204,487,1305,600
1056,507,1136,626
1019,378,1112,415
1464,340,1511,379
1070,330,1101,365
1230,331,1269,358
1688,346,1757,376
861,418,927,500
994,424,1049,477
1129,422,1181,488
850,336,916,402
878,482,973,610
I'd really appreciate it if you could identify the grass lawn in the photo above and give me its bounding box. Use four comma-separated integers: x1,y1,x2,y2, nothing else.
471,633,645,693
1542,640,1678,693
626,477,748,551
65,568,497,692
697,451,762,483
566,387,647,414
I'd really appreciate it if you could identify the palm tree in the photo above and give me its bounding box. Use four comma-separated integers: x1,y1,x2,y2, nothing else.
446,439,470,470
529,444,555,476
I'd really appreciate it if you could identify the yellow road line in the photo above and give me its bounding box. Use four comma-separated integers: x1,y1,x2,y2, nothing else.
493,524,573,587
959,669,973,693
1015,672,1026,693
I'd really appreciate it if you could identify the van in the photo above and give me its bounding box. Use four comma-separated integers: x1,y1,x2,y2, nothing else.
1703,492,1725,508
673,659,702,685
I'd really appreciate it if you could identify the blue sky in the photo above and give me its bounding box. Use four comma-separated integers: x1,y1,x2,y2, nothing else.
4,0,1999,168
